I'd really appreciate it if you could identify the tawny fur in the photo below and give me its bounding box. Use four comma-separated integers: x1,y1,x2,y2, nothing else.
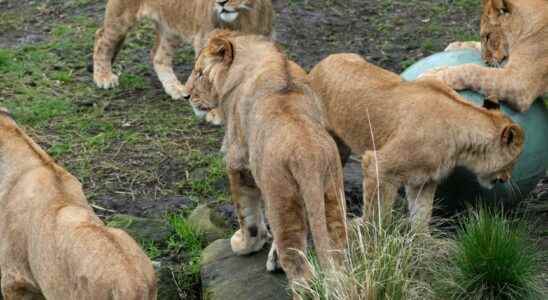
93,0,273,100
185,31,348,296
425,0,548,112
0,109,157,300
308,54,525,231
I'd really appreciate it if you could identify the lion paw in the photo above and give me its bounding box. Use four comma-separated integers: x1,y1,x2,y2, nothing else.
417,67,447,80
445,41,481,52
266,243,281,272
164,81,188,100
94,72,119,89
230,228,267,255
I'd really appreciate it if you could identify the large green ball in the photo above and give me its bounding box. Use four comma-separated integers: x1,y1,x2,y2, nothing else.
401,49,548,207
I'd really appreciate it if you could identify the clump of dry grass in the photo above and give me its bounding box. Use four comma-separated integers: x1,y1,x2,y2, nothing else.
293,214,446,300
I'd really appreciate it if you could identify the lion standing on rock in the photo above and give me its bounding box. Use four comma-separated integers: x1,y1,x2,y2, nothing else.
0,108,157,299
185,30,348,296
93,0,273,100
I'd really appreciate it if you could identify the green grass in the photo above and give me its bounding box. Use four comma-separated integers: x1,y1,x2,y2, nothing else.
434,208,545,300
167,213,208,299
294,216,441,300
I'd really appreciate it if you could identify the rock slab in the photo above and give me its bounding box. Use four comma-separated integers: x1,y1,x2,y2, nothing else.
201,239,291,300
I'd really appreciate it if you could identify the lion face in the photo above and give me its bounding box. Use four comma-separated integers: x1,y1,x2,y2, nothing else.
475,121,524,189
215,0,255,23
185,31,235,119
185,70,219,119
480,0,512,66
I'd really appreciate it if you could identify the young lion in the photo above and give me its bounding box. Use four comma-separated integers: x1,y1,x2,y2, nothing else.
93,0,273,100
308,53,525,230
0,108,157,299
422,0,548,112
185,31,348,294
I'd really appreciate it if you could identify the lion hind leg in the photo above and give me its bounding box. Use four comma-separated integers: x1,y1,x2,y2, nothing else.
152,27,186,99
265,193,311,296
324,172,348,265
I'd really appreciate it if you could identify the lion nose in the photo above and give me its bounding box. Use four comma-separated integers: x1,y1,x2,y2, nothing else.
182,93,191,100
218,0,228,7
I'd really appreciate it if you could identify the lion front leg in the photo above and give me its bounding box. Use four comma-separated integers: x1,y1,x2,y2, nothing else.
228,170,268,255
420,64,537,112
405,182,437,233
361,151,400,226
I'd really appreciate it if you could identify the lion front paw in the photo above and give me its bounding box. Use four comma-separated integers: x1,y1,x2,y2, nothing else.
94,72,119,89
417,67,448,81
445,41,481,52
230,228,267,255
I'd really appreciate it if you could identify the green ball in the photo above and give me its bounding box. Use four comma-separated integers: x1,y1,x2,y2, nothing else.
401,49,548,206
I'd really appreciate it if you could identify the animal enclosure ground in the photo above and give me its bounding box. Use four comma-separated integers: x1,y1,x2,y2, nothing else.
1,0,546,297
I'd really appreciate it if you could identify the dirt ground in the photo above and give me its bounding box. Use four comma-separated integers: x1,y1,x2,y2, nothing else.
1,0,547,295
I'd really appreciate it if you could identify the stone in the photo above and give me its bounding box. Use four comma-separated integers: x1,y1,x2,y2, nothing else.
188,204,228,243
106,214,170,244
201,239,291,300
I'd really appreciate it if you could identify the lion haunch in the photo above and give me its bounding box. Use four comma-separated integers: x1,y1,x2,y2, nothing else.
0,111,157,299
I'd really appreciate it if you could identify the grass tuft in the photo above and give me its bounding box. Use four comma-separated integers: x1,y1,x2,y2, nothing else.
294,215,441,300
434,207,545,300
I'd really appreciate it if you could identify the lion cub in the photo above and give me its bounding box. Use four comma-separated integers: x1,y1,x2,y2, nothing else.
93,0,273,99
0,109,157,299
423,0,548,112
309,54,525,230
185,31,348,294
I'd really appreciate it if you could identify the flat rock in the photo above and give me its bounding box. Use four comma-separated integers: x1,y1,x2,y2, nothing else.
201,239,291,300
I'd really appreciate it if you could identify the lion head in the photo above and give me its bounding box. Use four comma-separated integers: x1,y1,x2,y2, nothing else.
185,30,236,119
480,0,512,66
480,0,547,67
215,0,256,23
473,113,524,189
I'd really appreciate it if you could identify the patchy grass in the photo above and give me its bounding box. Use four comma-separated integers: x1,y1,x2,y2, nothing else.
434,208,545,300
0,8,224,204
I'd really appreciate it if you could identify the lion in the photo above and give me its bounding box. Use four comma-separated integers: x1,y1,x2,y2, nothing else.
0,108,157,299
93,0,273,100
422,0,548,112
308,53,525,231
184,30,348,295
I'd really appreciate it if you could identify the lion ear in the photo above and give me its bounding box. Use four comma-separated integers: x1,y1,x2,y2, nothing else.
208,36,234,65
501,124,523,147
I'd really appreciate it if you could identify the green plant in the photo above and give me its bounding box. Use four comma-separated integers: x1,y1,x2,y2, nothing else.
434,208,545,300
167,213,207,298
294,215,440,300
